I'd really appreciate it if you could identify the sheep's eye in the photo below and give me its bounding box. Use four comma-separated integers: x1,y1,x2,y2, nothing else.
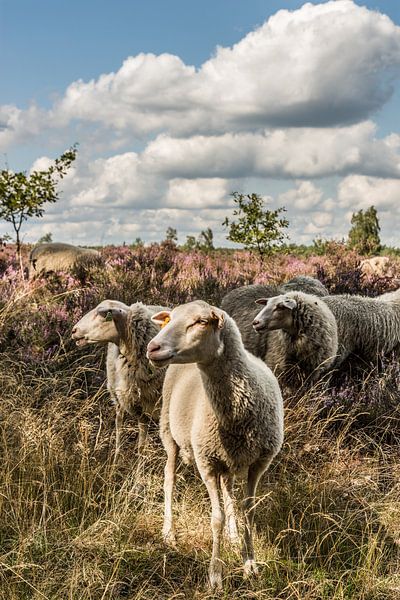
187,319,208,330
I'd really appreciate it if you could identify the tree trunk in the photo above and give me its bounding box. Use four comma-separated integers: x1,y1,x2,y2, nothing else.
15,229,25,280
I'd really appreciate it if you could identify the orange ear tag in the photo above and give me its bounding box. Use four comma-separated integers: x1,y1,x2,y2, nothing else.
161,316,171,328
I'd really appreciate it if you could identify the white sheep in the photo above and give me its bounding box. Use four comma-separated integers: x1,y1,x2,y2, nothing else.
253,291,338,392
72,300,167,461
29,242,104,278
359,256,393,279
146,300,284,590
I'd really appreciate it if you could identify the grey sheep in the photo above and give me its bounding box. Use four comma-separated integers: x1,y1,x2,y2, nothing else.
29,242,104,278
72,300,167,462
377,287,400,302
322,294,400,364
221,275,329,358
253,291,338,392
146,300,284,590
255,291,400,374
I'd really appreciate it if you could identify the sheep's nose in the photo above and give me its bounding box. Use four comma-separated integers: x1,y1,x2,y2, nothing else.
147,340,161,354
252,319,259,327
72,326,77,336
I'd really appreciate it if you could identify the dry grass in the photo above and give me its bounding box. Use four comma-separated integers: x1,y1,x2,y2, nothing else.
0,350,399,600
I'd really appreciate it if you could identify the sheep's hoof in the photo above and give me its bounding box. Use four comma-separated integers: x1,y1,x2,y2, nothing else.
243,559,259,578
208,567,223,591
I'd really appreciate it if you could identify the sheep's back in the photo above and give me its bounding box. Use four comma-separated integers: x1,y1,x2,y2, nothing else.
29,242,102,276
281,276,329,297
221,284,280,357
324,295,400,361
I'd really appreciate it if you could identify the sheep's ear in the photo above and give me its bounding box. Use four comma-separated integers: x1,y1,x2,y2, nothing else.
97,306,128,322
210,309,224,329
151,311,172,328
278,298,297,311
255,297,269,306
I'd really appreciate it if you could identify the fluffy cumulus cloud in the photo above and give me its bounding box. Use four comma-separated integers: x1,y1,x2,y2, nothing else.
0,105,46,152
48,0,400,136
141,122,400,180
2,0,400,148
338,174,400,211
275,181,341,241
165,178,231,209
2,1,400,245
278,181,323,211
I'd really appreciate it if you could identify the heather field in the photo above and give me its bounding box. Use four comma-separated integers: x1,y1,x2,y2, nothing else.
0,243,400,600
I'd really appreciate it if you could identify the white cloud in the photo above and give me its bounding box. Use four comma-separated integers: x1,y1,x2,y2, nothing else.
51,0,400,135
2,0,400,150
166,178,230,208
0,105,46,152
66,152,166,209
197,0,400,129
338,174,400,211
13,149,397,247
140,122,400,179
278,181,323,211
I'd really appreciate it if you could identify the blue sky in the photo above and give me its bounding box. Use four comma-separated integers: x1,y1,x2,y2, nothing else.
1,0,400,246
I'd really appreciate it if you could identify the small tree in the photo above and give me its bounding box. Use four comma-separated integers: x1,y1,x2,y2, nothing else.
181,228,215,252
223,192,289,262
348,205,381,255
182,235,197,251
197,227,214,252
37,232,53,244
165,227,178,244
0,146,77,261
131,237,144,248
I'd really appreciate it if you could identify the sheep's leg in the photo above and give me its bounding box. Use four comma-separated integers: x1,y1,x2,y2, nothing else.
202,471,225,590
113,405,124,464
137,417,148,454
242,458,271,577
220,474,240,546
163,440,178,546
132,416,149,491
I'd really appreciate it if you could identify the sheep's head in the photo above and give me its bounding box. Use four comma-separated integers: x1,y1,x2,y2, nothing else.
253,295,297,333
146,300,225,368
72,300,130,346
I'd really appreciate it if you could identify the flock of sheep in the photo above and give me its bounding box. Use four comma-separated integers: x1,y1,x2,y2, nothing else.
66,245,400,590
